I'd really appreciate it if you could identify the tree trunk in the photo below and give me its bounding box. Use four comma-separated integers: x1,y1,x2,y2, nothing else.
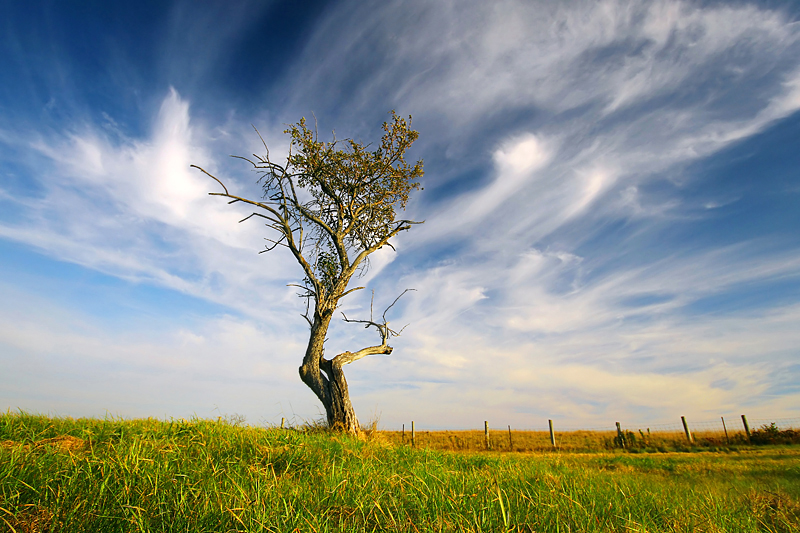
298,308,359,433
322,359,359,433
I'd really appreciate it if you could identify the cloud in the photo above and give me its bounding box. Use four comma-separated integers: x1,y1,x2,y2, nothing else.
0,276,319,421
2,0,800,428
417,133,553,242
493,134,551,176
0,88,309,324
287,0,798,125
30,89,235,242
266,0,800,426
360,232,800,427
342,0,800,274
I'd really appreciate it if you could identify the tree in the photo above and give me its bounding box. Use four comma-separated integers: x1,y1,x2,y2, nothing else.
192,111,423,433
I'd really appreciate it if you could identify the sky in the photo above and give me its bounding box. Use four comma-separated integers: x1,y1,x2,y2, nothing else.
1,0,799,431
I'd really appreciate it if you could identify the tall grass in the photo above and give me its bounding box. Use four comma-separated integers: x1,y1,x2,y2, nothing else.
1,412,799,532
381,425,797,453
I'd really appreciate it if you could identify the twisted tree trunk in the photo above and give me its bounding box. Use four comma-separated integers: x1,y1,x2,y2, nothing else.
298,305,393,433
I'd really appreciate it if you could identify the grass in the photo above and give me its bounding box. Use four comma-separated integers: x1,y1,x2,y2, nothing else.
1,413,799,532
379,428,754,453
384,421,800,453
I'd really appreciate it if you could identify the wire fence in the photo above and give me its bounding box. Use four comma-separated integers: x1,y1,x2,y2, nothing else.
632,416,800,436
483,416,800,438
384,416,800,452
749,417,800,431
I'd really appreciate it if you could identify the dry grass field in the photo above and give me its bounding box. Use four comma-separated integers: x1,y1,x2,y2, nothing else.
377,428,749,453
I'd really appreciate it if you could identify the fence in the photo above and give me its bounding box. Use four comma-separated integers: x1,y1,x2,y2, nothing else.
616,416,800,447
386,416,800,452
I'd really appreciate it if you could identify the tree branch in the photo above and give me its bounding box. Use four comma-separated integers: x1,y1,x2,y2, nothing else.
330,344,393,367
382,288,415,323
191,165,228,195
340,288,415,347
340,286,365,299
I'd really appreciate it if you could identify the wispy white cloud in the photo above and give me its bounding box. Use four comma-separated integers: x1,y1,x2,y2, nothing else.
418,133,554,242
287,0,800,241
0,88,308,323
288,0,798,124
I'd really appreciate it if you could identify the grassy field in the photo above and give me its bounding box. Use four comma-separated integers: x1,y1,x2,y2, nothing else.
1,413,799,532
378,428,749,453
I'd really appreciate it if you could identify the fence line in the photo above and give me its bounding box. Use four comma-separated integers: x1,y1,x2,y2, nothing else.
749,417,800,430
397,415,799,450
464,416,800,435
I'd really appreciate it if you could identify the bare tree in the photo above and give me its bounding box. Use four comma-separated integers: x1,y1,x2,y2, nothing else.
192,111,423,433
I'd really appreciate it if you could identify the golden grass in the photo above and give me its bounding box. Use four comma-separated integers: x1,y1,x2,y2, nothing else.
379,429,614,452
1,435,88,454
3,505,53,533
378,428,741,452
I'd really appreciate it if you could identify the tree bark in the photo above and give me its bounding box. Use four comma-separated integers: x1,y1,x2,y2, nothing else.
298,309,333,410
297,304,392,433
321,358,359,433
297,308,360,432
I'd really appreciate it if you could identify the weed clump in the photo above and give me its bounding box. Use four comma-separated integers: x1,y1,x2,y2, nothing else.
750,423,800,445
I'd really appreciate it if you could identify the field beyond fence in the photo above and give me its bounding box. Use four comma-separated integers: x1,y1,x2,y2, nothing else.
380,416,800,452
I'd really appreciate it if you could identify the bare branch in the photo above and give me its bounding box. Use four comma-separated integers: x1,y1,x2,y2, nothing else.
230,154,256,166
369,290,375,321
341,288,415,347
340,312,375,328
287,283,316,298
252,125,270,160
383,288,415,323
340,286,365,299
238,212,272,224
262,236,290,251
191,165,228,195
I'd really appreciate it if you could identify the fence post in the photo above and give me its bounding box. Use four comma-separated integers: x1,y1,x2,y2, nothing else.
616,422,626,449
484,421,490,450
681,416,693,443
721,417,729,444
741,415,751,442
280,417,285,429
549,419,556,447
411,421,415,448
402,423,405,444
508,425,512,450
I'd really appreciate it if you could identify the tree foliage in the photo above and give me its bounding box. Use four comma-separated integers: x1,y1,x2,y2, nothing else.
199,111,422,306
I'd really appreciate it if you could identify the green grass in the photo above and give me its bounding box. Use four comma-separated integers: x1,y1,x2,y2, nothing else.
1,413,799,532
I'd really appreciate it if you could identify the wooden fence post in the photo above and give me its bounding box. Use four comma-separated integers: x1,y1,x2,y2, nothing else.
411,421,415,448
681,416,693,443
616,422,625,449
721,416,729,444
508,425,512,450
280,417,285,429
484,421,490,450
741,414,751,442
402,423,405,444
549,419,556,447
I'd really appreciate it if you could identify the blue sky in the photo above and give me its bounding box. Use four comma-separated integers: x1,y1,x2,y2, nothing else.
2,0,800,430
